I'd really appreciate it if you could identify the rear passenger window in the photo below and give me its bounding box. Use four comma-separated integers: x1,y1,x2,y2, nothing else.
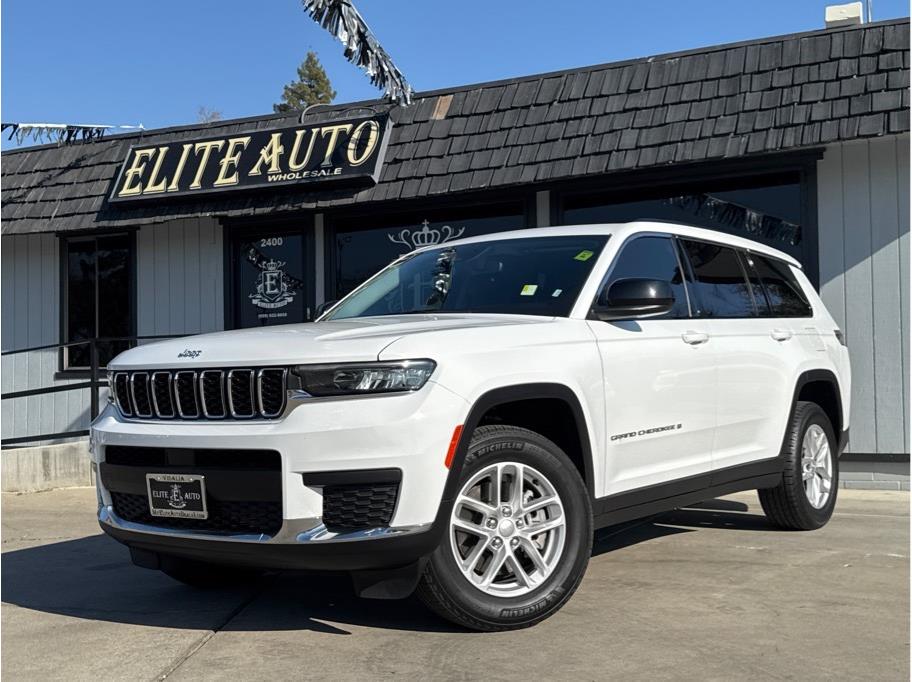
605,236,690,318
749,255,813,317
680,240,756,318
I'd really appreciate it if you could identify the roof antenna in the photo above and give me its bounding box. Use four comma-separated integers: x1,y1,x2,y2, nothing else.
866,0,873,22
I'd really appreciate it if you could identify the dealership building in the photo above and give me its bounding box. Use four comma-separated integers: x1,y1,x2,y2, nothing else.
1,18,908,489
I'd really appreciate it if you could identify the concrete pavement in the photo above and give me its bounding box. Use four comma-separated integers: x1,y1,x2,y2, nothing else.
2,487,908,680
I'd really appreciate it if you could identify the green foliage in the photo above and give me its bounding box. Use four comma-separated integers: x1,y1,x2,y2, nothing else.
274,51,337,113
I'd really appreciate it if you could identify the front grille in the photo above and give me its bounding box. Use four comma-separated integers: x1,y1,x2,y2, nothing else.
111,492,282,536
111,368,287,420
322,483,399,532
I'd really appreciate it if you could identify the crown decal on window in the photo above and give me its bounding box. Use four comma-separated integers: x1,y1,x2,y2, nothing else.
388,220,466,251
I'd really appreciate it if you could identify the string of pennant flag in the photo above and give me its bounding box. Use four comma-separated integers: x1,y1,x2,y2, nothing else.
0,122,145,146
667,194,801,246
302,0,413,105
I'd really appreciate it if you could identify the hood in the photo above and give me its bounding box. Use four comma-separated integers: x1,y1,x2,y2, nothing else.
108,314,553,369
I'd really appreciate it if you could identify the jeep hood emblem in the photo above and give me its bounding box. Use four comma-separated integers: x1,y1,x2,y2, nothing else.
177,349,202,359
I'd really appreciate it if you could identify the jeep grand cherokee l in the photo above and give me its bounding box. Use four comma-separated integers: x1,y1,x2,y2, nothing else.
91,221,851,631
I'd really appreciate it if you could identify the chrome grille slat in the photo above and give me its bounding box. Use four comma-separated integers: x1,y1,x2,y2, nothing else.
150,371,175,418
129,372,153,418
199,370,227,418
113,373,133,417
174,371,199,418
227,369,256,418
113,368,286,420
257,368,288,418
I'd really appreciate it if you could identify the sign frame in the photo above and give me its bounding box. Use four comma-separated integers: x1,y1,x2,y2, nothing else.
108,114,393,204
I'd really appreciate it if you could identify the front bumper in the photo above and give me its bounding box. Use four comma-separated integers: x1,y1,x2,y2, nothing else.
98,506,441,571
91,380,469,570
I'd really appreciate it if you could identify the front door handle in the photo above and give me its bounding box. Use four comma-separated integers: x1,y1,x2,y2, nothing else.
682,331,709,345
770,328,793,342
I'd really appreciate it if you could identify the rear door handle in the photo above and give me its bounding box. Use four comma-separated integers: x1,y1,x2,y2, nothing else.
682,331,709,345
770,328,793,342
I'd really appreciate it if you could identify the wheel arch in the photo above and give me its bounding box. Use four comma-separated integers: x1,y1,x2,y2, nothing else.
786,369,844,453
443,383,596,501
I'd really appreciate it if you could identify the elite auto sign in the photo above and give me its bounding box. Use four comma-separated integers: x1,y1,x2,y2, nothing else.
109,114,391,202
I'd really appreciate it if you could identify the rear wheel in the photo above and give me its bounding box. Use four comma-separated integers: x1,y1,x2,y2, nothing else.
417,425,592,631
759,401,839,530
160,556,262,588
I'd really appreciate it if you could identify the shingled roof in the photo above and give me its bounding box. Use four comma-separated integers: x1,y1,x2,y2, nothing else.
2,17,908,235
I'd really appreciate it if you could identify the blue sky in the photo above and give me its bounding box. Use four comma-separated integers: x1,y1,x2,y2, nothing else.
2,0,909,142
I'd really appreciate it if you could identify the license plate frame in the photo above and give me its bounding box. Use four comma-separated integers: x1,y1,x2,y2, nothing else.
146,473,208,519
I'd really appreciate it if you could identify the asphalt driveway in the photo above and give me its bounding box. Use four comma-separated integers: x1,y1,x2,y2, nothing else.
2,487,908,681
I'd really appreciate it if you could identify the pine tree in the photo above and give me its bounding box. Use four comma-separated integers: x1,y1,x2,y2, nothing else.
274,51,337,113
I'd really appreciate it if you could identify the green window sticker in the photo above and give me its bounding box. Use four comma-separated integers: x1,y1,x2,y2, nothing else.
574,250,594,261
520,284,538,296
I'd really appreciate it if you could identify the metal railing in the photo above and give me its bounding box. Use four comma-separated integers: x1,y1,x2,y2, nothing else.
0,335,183,447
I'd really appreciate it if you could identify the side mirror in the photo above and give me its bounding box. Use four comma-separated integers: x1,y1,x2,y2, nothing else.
314,300,339,319
593,278,675,321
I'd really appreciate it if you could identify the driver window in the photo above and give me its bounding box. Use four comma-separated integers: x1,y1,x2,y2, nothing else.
604,236,691,319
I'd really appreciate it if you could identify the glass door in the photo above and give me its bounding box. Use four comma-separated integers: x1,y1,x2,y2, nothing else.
228,224,312,329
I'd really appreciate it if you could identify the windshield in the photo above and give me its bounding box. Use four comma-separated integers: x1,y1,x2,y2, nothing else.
325,235,609,320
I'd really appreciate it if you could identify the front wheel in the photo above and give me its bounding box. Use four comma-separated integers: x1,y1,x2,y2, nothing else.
417,425,592,631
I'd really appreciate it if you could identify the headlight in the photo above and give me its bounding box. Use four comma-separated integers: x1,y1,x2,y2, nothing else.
291,359,436,397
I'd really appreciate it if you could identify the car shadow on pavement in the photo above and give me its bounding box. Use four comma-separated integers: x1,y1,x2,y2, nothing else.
0,534,456,634
2,497,775,634
591,498,774,557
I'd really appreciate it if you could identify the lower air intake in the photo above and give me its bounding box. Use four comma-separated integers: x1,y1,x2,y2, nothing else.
321,482,399,532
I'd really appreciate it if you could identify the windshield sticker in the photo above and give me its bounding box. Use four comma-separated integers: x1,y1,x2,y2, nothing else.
552,289,563,297
520,284,538,296
574,250,594,262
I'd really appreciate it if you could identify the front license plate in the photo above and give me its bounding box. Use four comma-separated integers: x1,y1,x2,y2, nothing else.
146,473,208,519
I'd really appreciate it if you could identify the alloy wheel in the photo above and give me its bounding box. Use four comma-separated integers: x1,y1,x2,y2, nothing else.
801,424,833,509
449,461,566,597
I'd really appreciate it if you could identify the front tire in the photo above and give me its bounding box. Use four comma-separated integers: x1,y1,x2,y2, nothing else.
758,401,839,530
417,425,592,631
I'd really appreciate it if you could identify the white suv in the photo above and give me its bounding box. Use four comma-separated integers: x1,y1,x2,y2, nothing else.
92,221,850,631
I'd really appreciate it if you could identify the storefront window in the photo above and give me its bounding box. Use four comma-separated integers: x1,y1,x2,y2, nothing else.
331,204,526,298
561,174,804,262
63,234,134,369
229,228,311,328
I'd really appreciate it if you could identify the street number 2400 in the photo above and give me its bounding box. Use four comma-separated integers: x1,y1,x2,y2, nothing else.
260,237,283,247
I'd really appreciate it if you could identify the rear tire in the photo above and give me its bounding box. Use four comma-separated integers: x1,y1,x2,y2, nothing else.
417,425,592,631
758,401,839,530
160,556,262,588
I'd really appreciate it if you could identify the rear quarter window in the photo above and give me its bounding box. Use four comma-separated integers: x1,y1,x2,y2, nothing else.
749,255,813,317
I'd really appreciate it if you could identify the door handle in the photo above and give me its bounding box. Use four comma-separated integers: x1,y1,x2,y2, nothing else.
770,328,793,342
681,331,709,345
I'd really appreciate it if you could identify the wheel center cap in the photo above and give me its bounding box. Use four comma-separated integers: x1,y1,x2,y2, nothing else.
498,519,516,537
